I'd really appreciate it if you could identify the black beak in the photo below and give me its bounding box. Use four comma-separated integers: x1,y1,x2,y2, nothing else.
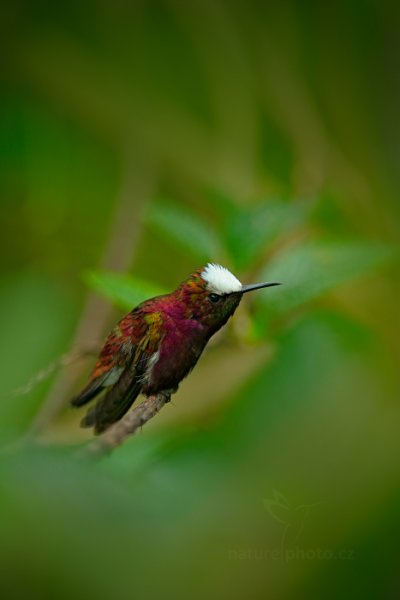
240,282,281,294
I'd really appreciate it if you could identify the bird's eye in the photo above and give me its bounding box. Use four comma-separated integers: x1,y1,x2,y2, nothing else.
209,293,220,303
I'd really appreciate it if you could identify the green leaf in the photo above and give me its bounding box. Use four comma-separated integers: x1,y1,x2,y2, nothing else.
203,187,239,219
257,239,397,315
145,201,221,261
83,270,167,310
225,200,306,270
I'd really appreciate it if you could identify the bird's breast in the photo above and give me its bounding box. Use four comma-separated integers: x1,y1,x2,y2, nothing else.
143,318,206,394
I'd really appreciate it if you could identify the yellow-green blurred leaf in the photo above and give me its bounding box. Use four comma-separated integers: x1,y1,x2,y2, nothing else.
83,270,167,310
257,240,397,315
146,201,222,261
225,200,307,269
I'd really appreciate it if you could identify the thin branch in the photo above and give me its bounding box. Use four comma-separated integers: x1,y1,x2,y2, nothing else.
9,345,99,398
28,149,155,438
79,392,170,458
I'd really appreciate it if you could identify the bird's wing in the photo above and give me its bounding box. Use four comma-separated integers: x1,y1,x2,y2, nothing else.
70,314,145,408
71,310,165,434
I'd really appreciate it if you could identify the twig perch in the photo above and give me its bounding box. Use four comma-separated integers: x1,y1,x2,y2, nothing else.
80,392,171,458
29,152,154,436
10,346,99,399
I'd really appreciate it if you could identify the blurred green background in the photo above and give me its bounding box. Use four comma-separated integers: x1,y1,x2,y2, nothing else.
1,1,400,598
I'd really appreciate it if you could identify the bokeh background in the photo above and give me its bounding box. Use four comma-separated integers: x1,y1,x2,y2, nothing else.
1,1,400,598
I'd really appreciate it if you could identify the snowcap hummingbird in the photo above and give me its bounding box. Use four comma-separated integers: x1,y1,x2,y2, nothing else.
71,264,280,434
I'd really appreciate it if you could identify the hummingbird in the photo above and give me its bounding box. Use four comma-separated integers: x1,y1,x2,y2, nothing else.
71,264,280,434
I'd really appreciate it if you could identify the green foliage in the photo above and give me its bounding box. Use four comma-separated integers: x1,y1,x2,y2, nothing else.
83,270,167,311
0,273,76,440
1,312,398,600
92,199,396,345
257,239,397,315
145,201,222,261
1,2,400,599
224,200,307,270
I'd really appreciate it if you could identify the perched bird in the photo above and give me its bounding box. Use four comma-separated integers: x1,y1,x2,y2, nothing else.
71,264,280,434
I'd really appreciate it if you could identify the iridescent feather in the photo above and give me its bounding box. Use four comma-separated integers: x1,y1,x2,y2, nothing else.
71,264,279,434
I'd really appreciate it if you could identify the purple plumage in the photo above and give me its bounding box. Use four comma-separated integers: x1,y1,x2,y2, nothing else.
71,264,280,434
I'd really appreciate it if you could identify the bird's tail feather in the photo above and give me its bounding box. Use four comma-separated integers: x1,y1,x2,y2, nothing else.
81,360,143,434
70,373,108,407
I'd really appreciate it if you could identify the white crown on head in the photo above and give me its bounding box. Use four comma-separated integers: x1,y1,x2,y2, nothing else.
202,263,242,295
